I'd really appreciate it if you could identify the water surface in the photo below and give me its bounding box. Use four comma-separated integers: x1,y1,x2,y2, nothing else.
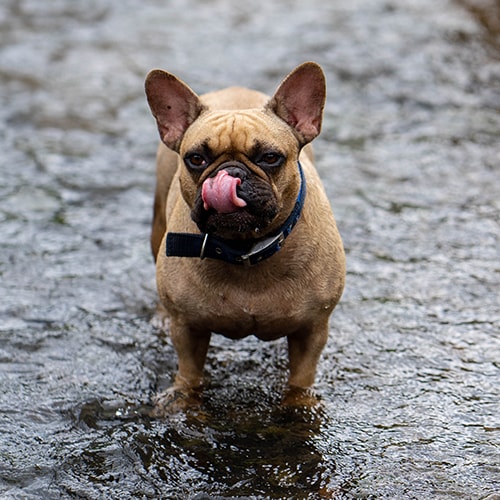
0,0,499,498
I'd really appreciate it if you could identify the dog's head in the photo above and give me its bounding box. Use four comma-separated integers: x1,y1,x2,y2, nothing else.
145,62,325,241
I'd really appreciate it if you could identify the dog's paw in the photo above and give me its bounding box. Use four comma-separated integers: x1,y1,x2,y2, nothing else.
150,302,170,331
282,385,321,408
150,387,203,417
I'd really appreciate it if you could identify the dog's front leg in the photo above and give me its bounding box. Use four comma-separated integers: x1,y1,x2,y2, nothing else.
170,320,211,391
285,321,329,405
152,321,211,416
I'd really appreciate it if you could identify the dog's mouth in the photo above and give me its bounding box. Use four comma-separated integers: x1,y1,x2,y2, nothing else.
191,164,279,240
201,169,247,214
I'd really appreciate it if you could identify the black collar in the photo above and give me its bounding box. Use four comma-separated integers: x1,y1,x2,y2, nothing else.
165,162,306,266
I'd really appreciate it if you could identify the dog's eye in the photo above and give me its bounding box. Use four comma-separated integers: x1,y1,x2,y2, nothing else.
185,153,209,170
257,152,285,169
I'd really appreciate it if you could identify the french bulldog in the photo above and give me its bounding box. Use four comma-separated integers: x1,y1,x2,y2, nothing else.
145,62,345,412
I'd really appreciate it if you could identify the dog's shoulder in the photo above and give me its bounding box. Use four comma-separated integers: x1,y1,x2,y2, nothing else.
200,86,269,110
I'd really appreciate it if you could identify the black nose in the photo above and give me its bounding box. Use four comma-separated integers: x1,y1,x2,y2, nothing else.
215,161,249,180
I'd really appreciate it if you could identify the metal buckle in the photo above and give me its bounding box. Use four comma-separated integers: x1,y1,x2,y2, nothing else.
199,233,209,260
238,232,285,265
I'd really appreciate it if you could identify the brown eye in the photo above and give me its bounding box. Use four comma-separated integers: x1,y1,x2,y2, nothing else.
185,153,209,170
257,152,285,169
263,153,279,163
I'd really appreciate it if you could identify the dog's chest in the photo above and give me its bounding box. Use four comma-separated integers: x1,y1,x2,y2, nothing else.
168,266,308,340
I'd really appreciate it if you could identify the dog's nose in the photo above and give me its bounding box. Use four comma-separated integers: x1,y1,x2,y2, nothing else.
214,161,249,181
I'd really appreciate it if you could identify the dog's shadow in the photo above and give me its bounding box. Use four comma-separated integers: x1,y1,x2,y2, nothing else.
150,388,331,497
68,357,334,497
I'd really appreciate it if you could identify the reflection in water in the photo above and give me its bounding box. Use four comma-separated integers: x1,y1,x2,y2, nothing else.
60,397,344,498
155,407,329,496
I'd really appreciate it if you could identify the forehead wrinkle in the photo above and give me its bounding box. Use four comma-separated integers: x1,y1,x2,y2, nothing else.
205,111,273,153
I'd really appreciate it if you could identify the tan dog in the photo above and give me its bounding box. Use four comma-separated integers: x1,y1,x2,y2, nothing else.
145,62,345,411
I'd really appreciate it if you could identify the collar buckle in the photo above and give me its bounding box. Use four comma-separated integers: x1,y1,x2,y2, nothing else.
237,232,285,265
199,233,209,260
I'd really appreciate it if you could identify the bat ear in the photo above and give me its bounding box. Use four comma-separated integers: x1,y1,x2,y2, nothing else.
145,70,205,151
267,62,326,146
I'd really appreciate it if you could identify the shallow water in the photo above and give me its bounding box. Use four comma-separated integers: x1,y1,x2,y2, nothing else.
1,0,499,498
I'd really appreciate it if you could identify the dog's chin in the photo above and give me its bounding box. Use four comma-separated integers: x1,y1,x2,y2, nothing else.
192,207,276,241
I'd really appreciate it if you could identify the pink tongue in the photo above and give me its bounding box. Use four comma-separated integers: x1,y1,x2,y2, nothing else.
201,170,247,214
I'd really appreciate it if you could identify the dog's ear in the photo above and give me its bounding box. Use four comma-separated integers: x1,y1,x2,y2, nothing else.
145,70,205,151
267,62,326,146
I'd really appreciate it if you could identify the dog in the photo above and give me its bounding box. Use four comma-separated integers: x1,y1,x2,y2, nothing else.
145,62,345,412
